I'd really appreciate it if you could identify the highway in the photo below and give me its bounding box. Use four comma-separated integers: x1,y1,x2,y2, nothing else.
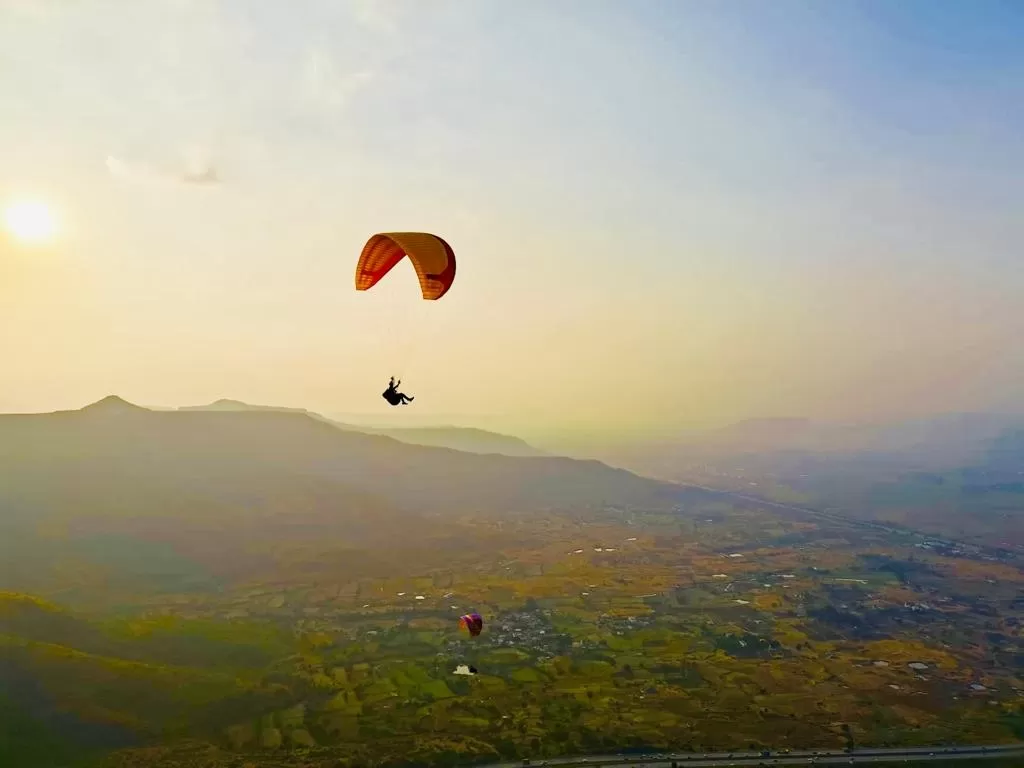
481,743,1024,768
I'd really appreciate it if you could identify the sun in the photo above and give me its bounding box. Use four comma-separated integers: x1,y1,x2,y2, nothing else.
3,200,58,245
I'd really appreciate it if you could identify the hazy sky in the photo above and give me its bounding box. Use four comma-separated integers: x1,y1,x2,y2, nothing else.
1,0,1021,441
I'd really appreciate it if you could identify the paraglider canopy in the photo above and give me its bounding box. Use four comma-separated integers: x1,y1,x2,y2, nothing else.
458,612,483,637
355,232,456,300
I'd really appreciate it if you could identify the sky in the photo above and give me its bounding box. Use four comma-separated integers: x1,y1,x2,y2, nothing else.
1,0,1022,443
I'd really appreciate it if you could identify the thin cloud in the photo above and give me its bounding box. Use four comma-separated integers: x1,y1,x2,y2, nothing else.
299,47,374,113
0,0,62,21
105,150,221,187
180,145,221,185
349,0,400,35
181,166,219,185
105,155,162,185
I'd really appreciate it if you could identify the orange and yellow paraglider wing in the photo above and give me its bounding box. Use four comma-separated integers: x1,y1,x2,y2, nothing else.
355,232,456,300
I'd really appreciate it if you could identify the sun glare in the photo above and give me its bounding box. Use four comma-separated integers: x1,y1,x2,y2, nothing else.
3,200,58,245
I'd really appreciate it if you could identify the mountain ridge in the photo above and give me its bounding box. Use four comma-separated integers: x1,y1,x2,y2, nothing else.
176,398,548,457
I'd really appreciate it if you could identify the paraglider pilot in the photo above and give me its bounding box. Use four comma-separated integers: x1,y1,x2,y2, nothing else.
383,376,414,406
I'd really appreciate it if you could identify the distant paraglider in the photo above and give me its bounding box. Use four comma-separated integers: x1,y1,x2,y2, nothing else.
459,612,483,637
455,613,483,675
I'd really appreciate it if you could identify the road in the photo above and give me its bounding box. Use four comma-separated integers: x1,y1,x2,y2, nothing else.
481,743,1024,768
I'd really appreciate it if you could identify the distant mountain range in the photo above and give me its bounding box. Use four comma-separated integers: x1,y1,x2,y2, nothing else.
596,412,1024,549
166,402,1024,470
602,412,1024,478
176,398,548,458
0,396,680,601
